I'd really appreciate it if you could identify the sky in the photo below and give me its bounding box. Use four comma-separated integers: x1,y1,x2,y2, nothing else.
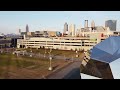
0,11,120,34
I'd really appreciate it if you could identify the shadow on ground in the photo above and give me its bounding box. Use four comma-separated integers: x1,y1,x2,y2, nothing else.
63,68,80,79
53,65,59,70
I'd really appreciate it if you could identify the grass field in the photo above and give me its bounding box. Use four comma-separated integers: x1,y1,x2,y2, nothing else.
0,53,71,79
0,48,84,79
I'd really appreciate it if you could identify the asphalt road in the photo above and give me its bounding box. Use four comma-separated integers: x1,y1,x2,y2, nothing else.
46,61,81,79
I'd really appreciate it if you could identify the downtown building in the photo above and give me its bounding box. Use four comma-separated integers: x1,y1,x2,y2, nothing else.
0,33,13,48
63,22,68,34
105,20,117,31
17,20,120,51
69,24,75,37
17,34,106,51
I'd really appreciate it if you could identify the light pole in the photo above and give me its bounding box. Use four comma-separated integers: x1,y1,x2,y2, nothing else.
76,50,78,57
44,48,46,58
17,52,19,57
50,48,52,53
13,47,14,51
30,50,32,57
23,51,24,56
48,48,53,71
48,55,52,71
49,48,52,56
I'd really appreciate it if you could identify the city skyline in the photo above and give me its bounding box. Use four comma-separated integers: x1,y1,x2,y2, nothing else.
0,11,120,34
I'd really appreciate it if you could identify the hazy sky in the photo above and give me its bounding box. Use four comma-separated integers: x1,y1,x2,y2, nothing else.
0,11,120,34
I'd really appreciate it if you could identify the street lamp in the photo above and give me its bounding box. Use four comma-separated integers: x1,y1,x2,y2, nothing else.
48,48,52,57
48,56,52,71
48,48,53,71
30,50,32,57
50,48,52,53
13,47,14,51
16,52,19,57
76,50,78,57
44,49,46,58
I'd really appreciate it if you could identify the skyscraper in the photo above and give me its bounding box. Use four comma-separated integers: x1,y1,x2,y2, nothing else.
19,29,21,34
64,22,68,34
26,24,29,32
91,20,95,30
69,24,75,37
105,20,117,31
84,20,88,28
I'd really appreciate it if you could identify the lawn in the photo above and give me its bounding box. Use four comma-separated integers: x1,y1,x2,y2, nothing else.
0,53,71,79
0,48,84,79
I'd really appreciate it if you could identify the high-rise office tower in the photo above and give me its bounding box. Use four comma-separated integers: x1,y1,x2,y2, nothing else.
64,22,68,34
105,20,117,31
91,20,95,30
84,20,88,28
26,24,29,32
19,29,21,34
69,24,75,37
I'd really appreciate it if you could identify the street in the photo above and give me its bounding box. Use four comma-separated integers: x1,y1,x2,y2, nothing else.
46,61,81,79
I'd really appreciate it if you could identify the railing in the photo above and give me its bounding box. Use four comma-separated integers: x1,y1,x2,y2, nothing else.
82,52,90,66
